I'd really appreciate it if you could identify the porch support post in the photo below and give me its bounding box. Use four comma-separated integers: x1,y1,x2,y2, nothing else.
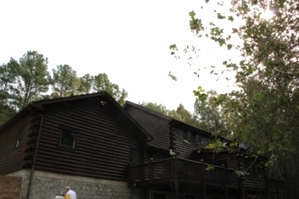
174,156,179,199
174,180,179,199
224,186,228,199
203,183,207,199
241,187,246,199
201,160,207,199
224,167,228,199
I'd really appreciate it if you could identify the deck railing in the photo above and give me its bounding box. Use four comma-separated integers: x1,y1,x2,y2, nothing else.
128,157,287,198
128,157,239,186
268,178,286,190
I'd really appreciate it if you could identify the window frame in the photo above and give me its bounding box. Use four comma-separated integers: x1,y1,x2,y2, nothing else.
183,130,201,146
59,128,77,149
15,127,24,148
130,148,143,165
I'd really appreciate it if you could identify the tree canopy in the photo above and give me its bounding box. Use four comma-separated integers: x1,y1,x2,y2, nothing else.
140,101,200,127
0,51,128,125
170,0,299,182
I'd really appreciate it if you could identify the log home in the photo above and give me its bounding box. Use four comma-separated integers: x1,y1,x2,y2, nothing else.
0,92,152,199
124,101,287,199
0,93,287,199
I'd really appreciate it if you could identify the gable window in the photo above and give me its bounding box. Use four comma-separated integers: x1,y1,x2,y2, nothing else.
16,127,24,148
183,131,201,145
59,129,76,149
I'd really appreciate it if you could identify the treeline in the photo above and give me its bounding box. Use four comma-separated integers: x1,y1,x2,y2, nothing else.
0,50,127,125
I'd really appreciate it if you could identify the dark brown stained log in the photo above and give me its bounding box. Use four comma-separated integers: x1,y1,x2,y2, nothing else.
26,137,37,145
29,121,39,129
169,127,176,150
22,160,33,168
27,131,38,138
24,144,36,152
240,157,266,189
29,96,145,181
124,102,213,161
0,115,32,175
1,93,148,180
125,103,171,149
23,152,34,160
195,151,240,172
172,127,209,160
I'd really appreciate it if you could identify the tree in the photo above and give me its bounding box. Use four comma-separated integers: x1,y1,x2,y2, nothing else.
92,73,128,105
0,51,132,124
51,64,78,98
140,102,200,127
12,51,51,109
171,0,299,182
193,87,226,134
169,104,199,127
0,63,17,106
139,102,169,115
0,63,18,125
78,73,93,94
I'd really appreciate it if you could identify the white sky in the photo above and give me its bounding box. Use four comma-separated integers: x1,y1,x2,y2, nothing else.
0,0,238,112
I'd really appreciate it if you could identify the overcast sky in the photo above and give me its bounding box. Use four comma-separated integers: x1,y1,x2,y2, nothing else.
0,0,238,112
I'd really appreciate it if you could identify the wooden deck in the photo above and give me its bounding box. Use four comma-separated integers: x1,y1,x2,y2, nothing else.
128,157,287,199
128,157,239,188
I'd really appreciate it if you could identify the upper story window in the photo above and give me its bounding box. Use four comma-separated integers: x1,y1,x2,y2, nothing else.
244,158,264,179
59,129,77,149
183,131,201,145
16,127,24,148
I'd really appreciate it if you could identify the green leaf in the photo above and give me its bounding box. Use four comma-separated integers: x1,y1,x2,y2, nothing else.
228,16,234,22
189,10,196,18
217,13,226,19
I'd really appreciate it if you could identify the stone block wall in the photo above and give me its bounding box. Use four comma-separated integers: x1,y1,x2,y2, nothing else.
8,170,143,199
0,175,22,199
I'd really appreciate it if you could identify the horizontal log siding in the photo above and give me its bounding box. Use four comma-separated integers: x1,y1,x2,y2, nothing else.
174,128,209,159
33,96,143,181
126,106,170,149
0,114,32,174
197,152,239,171
240,158,266,189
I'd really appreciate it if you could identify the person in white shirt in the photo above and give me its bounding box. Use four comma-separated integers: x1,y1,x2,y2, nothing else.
65,186,77,199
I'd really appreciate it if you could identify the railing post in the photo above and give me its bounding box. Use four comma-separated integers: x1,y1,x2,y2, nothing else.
150,160,153,182
266,177,271,199
224,166,228,199
201,160,207,199
174,156,179,199
241,177,246,199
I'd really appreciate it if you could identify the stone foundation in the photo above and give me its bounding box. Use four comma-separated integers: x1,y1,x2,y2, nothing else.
7,170,142,199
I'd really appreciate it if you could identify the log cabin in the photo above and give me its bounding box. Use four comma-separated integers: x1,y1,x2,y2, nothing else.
0,93,287,199
0,92,152,199
124,101,287,199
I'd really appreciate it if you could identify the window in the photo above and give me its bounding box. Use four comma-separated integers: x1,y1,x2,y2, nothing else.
183,131,201,145
130,148,143,165
244,159,264,179
59,129,76,149
16,128,24,148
